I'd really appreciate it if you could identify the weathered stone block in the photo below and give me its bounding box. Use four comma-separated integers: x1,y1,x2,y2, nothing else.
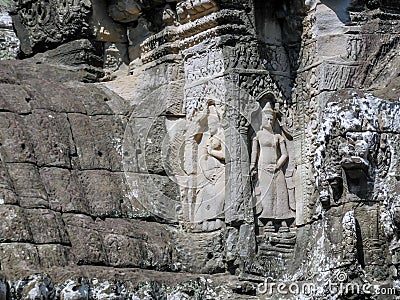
7,163,48,208
103,234,150,268
0,112,36,163
94,85,131,116
65,82,115,116
97,218,173,269
173,230,225,273
36,244,73,268
30,39,103,68
11,60,103,83
25,110,75,168
0,83,31,114
0,188,18,206
0,61,17,84
0,205,32,242
125,172,180,222
63,214,108,266
123,115,184,176
0,162,18,205
39,168,89,214
25,209,70,244
0,243,40,271
78,170,126,217
63,213,174,269
23,79,87,113
68,114,124,171
143,117,168,174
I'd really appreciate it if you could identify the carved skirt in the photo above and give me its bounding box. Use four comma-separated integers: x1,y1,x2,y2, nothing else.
256,167,295,220
193,165,225,223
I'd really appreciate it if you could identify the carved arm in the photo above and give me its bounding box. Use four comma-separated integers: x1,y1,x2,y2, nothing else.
207,134,225,161
276,136,288,170
209,147,225,161
250,136,259,171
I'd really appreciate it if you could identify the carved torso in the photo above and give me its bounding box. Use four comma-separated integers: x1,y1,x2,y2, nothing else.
256,130,281,167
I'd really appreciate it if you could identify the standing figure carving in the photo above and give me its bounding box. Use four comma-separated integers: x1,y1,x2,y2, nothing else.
193,104,225,232
250,102,295,229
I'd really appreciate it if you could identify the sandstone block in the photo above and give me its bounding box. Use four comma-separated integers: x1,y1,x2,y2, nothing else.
25,209,70,244
0,205,32,242
25,110,74,168
0,83,31,114
37,244,73,269
68,114,124,171
63,214,108,266
40,168,88,214
78,170,125,217
0,112,36,163
0,243,40,271
7,163,48,208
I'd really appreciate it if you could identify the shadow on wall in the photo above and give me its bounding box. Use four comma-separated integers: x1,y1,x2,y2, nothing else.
321,0,352,24
253,0,306,101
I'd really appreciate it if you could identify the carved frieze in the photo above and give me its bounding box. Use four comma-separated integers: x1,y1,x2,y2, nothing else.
176,0,218,24
138,9,251,65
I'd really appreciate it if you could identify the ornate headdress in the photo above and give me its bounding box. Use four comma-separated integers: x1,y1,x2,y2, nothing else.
262,102,275,118
208,104,220,122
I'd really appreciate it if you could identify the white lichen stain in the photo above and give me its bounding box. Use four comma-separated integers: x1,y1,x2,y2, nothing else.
60,279,88,300
91,281,117,299
126,189,138,200
112,137,123,156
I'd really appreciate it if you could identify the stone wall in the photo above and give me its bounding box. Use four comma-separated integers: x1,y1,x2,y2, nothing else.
0,0,399,299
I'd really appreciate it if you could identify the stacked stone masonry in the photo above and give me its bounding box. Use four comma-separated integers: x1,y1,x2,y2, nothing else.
0,0,399,299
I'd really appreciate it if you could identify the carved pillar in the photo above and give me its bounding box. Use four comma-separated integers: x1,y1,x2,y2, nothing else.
293,130,305,226
224,72,247,225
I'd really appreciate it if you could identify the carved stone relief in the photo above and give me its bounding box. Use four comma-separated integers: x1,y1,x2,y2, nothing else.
192,104,226,232
10,0,395,290
315,94,399,207
176,0,218,24
101,43,125,81
13,0,92,55
1,0,400,297
250,102,296,231
0,12,19,59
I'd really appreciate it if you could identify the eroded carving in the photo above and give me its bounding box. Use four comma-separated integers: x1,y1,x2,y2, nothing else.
176,0,218,24
193,104,226,231
316,95,400,206
15,0,92,54
103,43,123,74
251,102,295,231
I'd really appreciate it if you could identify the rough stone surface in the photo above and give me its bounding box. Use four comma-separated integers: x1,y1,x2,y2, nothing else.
0,0,400,299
